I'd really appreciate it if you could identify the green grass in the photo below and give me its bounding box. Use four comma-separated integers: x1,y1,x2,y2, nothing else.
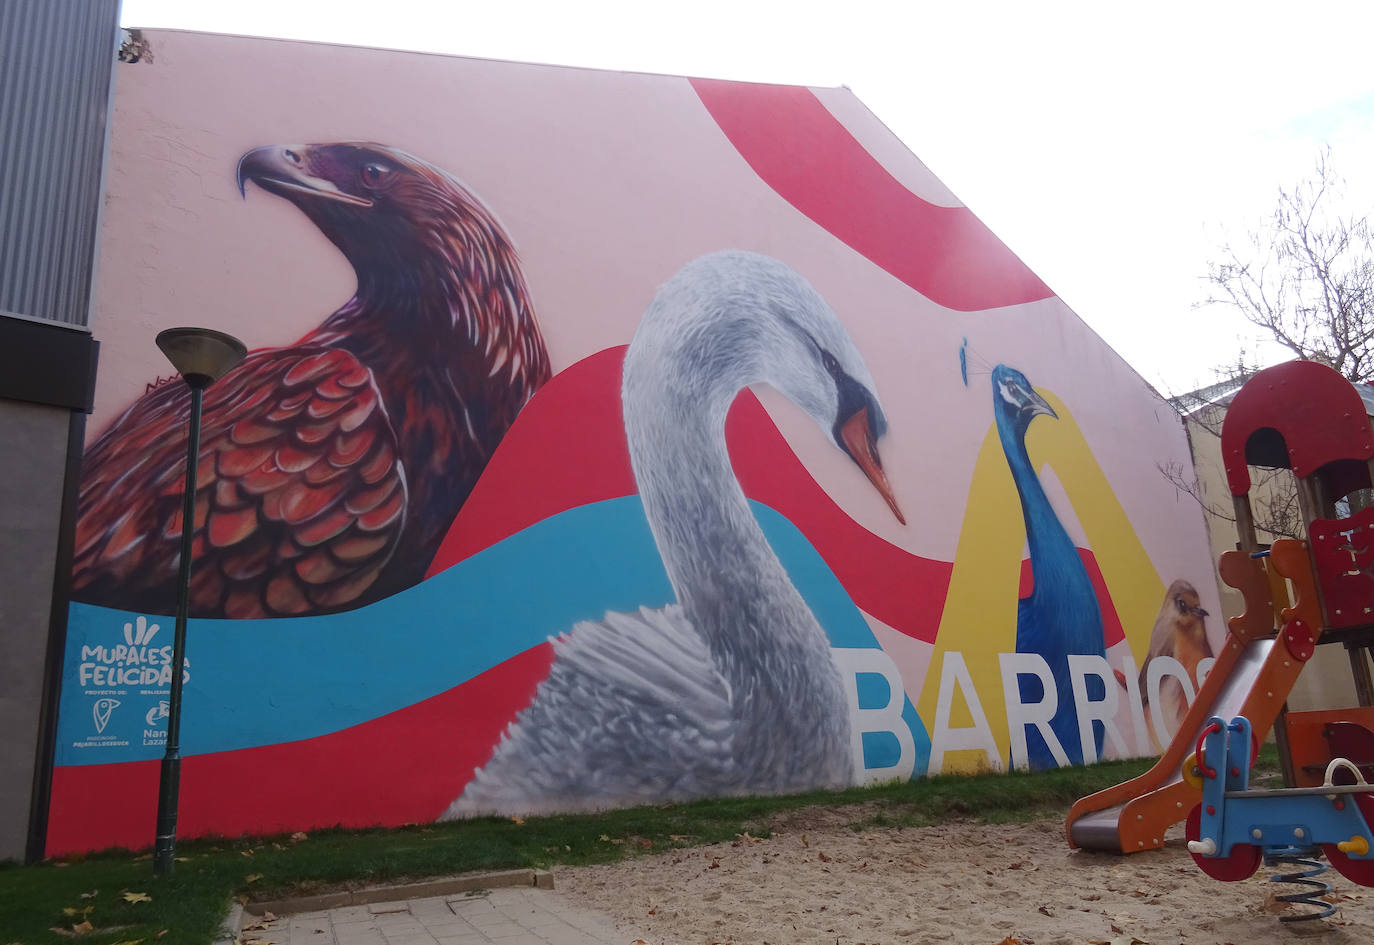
0,756,1155,944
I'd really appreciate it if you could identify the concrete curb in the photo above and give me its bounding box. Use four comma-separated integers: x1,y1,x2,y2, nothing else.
214,902,244,945
240,867,556,919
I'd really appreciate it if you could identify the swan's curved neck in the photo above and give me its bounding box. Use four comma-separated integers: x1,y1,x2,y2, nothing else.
622,343,850,777
626,376,804,646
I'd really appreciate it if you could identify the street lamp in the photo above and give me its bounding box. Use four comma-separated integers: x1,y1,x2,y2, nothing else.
151,327,246,876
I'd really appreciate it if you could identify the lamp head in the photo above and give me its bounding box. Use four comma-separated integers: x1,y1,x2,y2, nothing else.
156,327,247,389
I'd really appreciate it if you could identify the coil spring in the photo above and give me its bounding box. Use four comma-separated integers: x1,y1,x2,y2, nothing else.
1264,846,1335,923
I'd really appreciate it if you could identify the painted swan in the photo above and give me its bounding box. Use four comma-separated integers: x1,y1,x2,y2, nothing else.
442,250,904,816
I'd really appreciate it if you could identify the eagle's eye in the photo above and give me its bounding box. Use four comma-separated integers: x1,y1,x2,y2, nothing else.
360,163,391,188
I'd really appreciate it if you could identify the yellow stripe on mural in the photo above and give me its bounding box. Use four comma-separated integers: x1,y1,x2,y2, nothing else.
915,389,1164,772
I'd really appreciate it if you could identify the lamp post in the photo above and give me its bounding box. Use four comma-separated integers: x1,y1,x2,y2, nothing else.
152,327,246,876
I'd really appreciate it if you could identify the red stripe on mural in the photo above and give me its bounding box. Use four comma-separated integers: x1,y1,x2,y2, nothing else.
46,644,553,857
428,346,952,644
690,79,1053,312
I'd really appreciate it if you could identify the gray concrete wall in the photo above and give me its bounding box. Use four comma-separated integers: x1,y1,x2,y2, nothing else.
0,0,119,862
0,401,71,861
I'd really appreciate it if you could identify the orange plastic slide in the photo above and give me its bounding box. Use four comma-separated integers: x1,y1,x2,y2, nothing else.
1066,540,1321,853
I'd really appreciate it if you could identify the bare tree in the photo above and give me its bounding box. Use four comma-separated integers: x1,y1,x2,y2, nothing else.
1163,149,1374,539
1160,365,1306,541
1204,147,1374,382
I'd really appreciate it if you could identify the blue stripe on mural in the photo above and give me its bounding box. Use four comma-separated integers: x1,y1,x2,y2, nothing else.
58,496,928,773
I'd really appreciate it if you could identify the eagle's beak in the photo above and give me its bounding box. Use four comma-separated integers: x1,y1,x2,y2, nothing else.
840,407,905,525
236,145,373,208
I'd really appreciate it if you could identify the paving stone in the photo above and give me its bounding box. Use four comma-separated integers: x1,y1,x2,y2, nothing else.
414,919,476,935
510,914,569,932
409,899,455,915
368,902,413,915
248,874,650,945
449,896,498,912
377,934,439,945
470,920,524,936
333,931,387,945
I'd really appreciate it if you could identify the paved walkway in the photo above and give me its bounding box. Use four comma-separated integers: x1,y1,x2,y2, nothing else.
237,885,645,945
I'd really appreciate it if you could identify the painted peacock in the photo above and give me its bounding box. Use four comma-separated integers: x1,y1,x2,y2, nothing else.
992,364,1105,769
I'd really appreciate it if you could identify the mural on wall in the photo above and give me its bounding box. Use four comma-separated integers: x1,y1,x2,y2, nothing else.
47,30,1227,854
72,143,550,618
447,251,905,816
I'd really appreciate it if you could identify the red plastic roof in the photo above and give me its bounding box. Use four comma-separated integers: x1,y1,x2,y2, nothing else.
1220,361,1374,495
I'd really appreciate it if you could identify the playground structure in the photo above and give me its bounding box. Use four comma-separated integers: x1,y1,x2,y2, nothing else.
1182,714,1374,917
1066,360,1374,856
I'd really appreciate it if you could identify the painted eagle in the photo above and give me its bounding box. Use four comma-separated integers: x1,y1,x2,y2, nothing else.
72,143,550,618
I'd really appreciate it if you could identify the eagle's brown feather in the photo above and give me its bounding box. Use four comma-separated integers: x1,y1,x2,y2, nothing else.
73,142,549,617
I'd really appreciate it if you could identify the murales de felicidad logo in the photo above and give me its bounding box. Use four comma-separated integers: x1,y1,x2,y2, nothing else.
77,615,190,688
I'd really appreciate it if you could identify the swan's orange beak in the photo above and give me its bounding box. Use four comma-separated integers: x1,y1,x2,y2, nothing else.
839,407,905,525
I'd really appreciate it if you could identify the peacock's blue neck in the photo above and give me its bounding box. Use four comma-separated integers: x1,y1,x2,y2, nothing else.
998,414,1098,641
999,420,1068,555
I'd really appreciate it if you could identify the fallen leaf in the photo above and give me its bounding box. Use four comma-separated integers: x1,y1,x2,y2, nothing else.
1038,905,1053,916
72,920,94,935
995,938,1021,945
801,833,809,848
709,857,721,869
1262,892,1293,914
244,873,262,884
80,889,98,899
818,852,831,862
123,891,152,904
638,839,653,850
510,815,525,824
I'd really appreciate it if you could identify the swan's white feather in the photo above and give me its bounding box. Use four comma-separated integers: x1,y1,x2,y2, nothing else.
443,604,740,816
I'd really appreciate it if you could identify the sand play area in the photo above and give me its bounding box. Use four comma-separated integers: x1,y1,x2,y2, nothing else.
557,808,1374,945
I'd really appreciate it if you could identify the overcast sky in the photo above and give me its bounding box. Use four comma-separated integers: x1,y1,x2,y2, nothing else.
117,0,1374,393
